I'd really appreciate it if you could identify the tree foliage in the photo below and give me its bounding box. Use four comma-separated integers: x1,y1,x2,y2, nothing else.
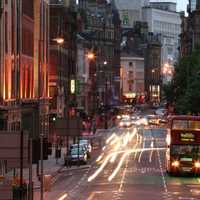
164,47,200,114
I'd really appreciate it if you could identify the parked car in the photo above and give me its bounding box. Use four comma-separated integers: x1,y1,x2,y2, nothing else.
79,139,92,153
70,144,87,152
65,147,88,165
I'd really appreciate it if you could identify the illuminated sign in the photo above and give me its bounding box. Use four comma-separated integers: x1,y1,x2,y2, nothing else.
180,133,195,142
123,93,136,99
70,79,75,94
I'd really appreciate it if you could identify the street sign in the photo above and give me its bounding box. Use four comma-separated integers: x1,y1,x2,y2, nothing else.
0,132,29,168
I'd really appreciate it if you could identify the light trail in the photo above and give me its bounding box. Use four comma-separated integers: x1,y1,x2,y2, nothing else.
96,153,104,163
110,136,119,145
108,151,130,181
114,141,121,151
88,154,112,182
102,146,106,151
109,141,139,181
88,151,125,182
110,153,118,163
122,132,129,147
58,193,68,200
138,138,145,163
89,141,166,182
149,140,154,163
106,133,116,144
129,128,137,141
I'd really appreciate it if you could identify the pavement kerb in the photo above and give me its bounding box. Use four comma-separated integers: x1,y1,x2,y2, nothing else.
33,164,65,190
33,164,91,190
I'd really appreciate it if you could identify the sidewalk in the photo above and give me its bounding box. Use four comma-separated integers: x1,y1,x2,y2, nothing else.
5,148,66,189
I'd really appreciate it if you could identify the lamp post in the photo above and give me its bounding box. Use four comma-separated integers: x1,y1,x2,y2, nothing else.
53,37,65,119
104,61,108,129
53,37,64,164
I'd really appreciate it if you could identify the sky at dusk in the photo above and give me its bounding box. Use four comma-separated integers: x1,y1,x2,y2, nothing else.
177,0,188,12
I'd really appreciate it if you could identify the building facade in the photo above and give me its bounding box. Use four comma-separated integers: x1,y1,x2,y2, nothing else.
114,0,149,28
144,34,162,104
180,0,200,57
142,3,181,66
120,55,144,103
76,0,121,115
0,0,49,137
49,0,77,142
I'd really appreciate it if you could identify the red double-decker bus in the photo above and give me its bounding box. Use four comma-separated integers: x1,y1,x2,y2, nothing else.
166,115,200,175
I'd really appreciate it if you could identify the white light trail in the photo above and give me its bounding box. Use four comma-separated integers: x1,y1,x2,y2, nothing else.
110,137,119,145
96,153,104,163
102,146,106,151
149,140,154,163
138,138,145,163
110,153,117,163
58,193,68,200
88,154,112,182
108,151,130,181
106,133,116,144
88,151,125,182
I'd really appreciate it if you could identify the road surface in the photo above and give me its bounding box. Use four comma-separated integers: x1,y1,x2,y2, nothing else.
34,124,200,200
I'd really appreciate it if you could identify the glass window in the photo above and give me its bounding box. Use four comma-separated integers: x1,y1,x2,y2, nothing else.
171,145,200,159
172,120,200,130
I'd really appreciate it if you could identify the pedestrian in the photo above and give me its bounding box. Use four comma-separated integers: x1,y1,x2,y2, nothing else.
65,149,71,168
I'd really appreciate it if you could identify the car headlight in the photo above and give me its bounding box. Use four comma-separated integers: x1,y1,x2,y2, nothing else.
171,161,179,167
195,161,200,168
126,122,130,126
117,115,121,119
119,122,123,126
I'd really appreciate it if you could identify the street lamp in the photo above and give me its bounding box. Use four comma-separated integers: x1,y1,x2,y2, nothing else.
53,37,64,45
53,37,65,118
87,52,95,60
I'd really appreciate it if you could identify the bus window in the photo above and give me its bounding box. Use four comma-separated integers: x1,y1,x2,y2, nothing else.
172,120,200,130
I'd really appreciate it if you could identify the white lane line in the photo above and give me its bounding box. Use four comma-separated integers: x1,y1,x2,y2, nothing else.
157,146,168,193
118,153,129,192
149,140,154,163
138,138,145,163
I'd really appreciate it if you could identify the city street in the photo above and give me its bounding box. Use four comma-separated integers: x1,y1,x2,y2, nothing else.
34,121,200,200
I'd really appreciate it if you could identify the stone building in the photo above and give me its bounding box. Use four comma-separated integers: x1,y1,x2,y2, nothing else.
180,0,200,57
144,34,162,104
76,0,121,115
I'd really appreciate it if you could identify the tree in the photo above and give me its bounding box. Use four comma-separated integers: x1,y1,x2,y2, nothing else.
173,47,200,114
162,82,175,104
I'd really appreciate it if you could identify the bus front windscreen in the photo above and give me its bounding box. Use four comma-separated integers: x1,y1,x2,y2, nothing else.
171,145,200,160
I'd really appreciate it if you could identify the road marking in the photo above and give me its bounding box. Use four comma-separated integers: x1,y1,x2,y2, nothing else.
156,146,168,193
178,197,196,200
87,192,96,200
118,153,129,192
58,193,68,200
149,140,154,163
138,138,145,163
87,191,103,200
